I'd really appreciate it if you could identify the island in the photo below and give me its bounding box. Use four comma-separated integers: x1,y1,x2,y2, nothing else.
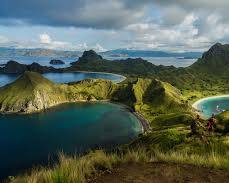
50,59,65,65
2,43,229,183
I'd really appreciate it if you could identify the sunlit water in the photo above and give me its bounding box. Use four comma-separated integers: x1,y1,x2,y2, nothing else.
195,96,229,118
0,102,142,179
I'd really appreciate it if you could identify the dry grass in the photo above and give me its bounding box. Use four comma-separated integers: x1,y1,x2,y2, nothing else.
8,145,229,183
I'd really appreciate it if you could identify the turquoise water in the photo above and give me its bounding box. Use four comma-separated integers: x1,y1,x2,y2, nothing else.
0,102,142,179
0,72,125,87
196,96,229,118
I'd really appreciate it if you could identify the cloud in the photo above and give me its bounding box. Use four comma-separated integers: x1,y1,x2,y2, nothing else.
39,33,52,44
0,0,147,29
0,35,9,44
0,32,107,52
1,0,229,51
1,0,229,30
124,14,213,51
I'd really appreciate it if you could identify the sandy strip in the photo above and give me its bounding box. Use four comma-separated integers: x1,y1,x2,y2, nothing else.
192,95,229,119
192,95,229,110
69,70,127,83
110,101,151,133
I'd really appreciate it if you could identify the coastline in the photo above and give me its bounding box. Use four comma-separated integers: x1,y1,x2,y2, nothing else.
192,94,229,110
192,94,229,119
67,70,127,83
110,101,151,133
133,112,151,133
0,99,150,135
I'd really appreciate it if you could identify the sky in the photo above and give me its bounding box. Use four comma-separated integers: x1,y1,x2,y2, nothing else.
0,0,229,52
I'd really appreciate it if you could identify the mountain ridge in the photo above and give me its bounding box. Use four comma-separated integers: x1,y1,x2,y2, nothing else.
0,71,189,114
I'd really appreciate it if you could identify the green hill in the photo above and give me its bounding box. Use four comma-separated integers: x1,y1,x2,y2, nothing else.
0,71,190,117
133,78,189,113
190,43,229,75
0,71,68,113
0,72,117,113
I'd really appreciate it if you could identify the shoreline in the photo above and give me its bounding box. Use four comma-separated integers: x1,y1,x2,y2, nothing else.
110,101,151,133
66,70,127,83
1,99,150,134
192,94,229,110
192,94,229,119
133,112,151,133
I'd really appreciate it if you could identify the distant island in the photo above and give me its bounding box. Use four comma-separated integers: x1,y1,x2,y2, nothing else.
0,47,81,58
102,49,202,59
0,47,202,59
50,59,65,65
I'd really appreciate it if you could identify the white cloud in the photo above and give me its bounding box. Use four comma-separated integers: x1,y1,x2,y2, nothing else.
92,43,107,52
0,35,9,44
39,33,52,44
38,33,75,50
122,12,229,51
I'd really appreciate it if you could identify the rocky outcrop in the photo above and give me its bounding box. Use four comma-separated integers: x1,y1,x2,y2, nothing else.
2,61,27,74
71,50,103,66
79,50,103,62
202,43,229,61
50,59,65,65
190,43,229,74
0,61,58,74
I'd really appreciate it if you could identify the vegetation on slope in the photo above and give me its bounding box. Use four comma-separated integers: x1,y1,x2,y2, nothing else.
4,43,229,182
133,78,190,116
217,110,229,133
0,71,67,113
0,72,116,113
68,44,229,103
0,72,190,115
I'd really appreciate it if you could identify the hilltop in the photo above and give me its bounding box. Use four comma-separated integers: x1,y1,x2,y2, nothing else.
0,71,188,115
0,72,68,113
132,78,190,121
0,61,58,74
1,43,229,103
190,43,229,74
69,50,175,75
0,72,117,113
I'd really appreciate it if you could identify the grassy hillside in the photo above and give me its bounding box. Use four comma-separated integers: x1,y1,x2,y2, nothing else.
0,72,117,113
67,44,229,103
133,78,189,114
0,72,190,116
67,79,115,101
0,72,68,113
5,44,229,182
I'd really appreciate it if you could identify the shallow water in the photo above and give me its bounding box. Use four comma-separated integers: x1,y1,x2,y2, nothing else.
0,102,142,179
195,96,229,118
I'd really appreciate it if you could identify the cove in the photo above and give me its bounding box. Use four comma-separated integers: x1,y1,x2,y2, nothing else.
0,72,125,87
193,95,229,118
0,102,142,180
